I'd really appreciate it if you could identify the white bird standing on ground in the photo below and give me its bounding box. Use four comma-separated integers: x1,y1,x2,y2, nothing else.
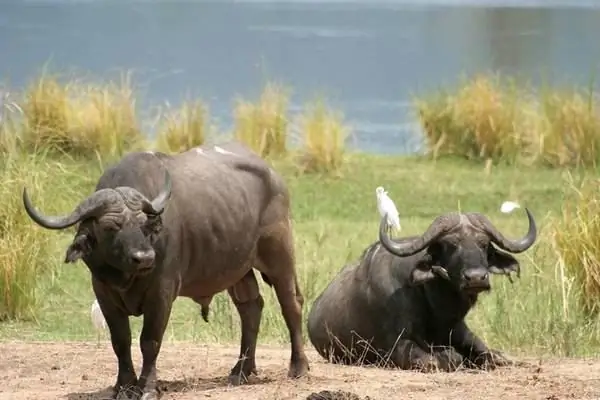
376,186,401,236
500,200,521,214
91,298,107,331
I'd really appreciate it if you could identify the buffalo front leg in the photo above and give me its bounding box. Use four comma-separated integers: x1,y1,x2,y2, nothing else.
257,234,310,380
93,285,137,398
136,290,175,400
389,338,442,372
227,270,265,386
450,321,511,370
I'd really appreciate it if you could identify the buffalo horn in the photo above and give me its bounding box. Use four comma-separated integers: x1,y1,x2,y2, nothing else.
379,213,461,257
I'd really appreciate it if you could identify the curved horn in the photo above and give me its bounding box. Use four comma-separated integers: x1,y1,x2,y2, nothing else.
473,208,537,253
22,188,118,230
141,168,172,215
379,213,461,257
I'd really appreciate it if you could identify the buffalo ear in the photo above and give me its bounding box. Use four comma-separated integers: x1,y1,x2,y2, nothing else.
487,245,520,280
409,254,447,285
64,233,93,263
410,267,437,285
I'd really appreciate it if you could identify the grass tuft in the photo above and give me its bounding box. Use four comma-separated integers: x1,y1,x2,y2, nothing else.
233,82,289,158
416,74,526,164
551,174,600,317
416,73,600,167
0,155,55,321
155,99,209,154
20,73,144,158
296,98,349,174
538,87,600,168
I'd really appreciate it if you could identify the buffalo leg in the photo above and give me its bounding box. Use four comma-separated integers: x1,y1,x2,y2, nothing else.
449,321,511,370
227,270,264,386
257,233,310,379
93,285,137,398
136,291,175,399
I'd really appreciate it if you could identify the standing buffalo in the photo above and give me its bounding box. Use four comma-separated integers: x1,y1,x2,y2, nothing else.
307,209,537,372
22,142,310,399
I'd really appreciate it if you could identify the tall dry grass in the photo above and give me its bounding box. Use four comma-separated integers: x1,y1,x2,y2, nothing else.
551,175,600,317
537,87,600,168
233,82,290,158
296,98,350,174
155,99,209,154
0,89,24,154
0,155,56,320
19,73,144,158
416,74,600,167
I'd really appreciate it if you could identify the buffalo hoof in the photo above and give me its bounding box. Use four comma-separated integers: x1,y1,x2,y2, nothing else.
288,355,310,379
140,391,159,400
228,359,258,386
412,355,440,373
435,348,464,372
113,384,139,400
473,350,512,370
228,372,251,386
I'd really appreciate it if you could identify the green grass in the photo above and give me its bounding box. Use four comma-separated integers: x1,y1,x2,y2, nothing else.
0,152,598,358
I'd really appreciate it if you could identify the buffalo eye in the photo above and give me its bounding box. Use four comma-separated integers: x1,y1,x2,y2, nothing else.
142,215,162,237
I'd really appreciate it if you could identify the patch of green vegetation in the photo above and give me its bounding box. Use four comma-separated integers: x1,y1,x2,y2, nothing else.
0,151,597,358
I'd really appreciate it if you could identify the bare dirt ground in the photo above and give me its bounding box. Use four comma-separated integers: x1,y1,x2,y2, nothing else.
0,341,599,400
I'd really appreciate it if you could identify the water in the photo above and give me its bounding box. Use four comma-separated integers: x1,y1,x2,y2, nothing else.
2,0,600,154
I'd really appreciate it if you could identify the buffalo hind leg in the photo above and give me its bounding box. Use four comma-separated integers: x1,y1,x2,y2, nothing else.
257,232,310,379
93,284,137,399
228,270,265,386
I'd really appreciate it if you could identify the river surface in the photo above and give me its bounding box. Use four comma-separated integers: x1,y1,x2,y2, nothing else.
2,0,600,154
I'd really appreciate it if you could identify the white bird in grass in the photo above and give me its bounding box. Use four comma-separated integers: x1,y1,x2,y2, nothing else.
376,186,401,236
500,200,521,214
91,299,107,345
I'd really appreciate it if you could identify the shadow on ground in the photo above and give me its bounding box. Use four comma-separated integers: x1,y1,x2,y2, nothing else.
65,375,275,399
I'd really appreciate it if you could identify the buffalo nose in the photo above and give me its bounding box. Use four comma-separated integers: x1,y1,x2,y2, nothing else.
130,249,155,269
463,269,489,282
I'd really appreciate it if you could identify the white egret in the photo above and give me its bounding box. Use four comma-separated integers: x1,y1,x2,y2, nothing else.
376,186,401,236
500,201,521,214
91,299,107,330
91,299,107,345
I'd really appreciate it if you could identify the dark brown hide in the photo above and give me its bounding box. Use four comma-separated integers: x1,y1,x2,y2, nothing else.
307,209,536,372
22,142,309,399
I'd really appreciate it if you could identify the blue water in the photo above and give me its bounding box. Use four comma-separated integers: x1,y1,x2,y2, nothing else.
2,0,600,154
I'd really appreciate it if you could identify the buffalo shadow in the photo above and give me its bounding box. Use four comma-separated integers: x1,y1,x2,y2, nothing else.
65,375,275,399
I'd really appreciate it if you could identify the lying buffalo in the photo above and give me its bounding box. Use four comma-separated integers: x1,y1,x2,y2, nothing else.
22,142,310,399
307,209,537,371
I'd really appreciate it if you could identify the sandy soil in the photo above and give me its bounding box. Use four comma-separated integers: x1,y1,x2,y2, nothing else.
0,341,599,400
